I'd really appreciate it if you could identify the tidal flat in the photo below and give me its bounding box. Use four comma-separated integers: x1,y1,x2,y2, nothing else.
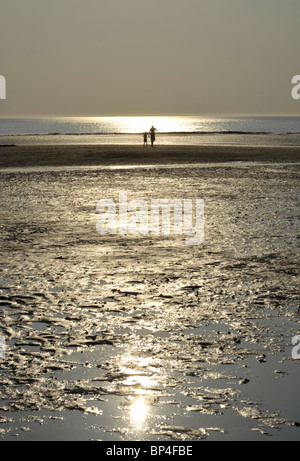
0,160,299,440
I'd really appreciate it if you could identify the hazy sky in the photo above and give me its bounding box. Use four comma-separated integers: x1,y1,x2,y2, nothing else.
0,0,299,116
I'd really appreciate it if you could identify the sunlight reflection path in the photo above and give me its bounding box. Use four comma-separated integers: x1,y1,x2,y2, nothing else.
116,350,165,433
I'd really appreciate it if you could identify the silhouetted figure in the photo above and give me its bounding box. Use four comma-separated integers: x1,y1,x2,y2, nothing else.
149,125,157,147
143,131,148,147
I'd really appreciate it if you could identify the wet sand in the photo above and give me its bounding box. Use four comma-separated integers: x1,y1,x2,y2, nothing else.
0,144,299,441
0,143,299,168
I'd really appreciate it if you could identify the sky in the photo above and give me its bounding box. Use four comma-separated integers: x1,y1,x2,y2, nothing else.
0,0,299,116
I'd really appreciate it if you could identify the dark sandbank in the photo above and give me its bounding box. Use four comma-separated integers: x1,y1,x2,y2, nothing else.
0,144,299,168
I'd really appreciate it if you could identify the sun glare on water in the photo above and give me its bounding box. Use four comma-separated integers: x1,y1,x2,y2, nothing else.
99,116,190,134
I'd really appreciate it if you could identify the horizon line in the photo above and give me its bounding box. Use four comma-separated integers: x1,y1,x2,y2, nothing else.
0,112,300,118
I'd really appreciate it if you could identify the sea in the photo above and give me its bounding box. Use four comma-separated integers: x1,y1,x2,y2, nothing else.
0,115,300,146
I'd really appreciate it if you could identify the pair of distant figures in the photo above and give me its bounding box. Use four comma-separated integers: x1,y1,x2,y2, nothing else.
143,125,157,147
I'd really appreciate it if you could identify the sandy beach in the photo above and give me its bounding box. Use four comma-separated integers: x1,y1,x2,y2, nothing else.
0,143,299,441
0,143,299,168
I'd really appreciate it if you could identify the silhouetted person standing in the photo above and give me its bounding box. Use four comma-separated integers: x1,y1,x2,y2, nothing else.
143,131,148,147
149,125,157,147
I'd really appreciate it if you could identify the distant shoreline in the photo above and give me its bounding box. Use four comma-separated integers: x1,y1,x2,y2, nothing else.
0,144,299,169
2,131,300,136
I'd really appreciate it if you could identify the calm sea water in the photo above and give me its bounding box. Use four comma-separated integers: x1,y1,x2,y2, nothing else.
1,115,300,135
0,116,300,146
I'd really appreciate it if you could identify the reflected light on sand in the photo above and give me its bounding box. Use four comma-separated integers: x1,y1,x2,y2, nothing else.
121,356,156,392
123,373,153,389
130,397,148,427
119,354,160,430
